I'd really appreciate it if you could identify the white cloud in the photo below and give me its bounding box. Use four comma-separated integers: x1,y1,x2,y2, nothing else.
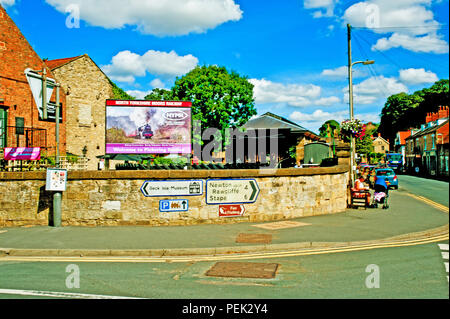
102,50,198,83
125,90,152,100
342,0,448,54
372,33,449,54
304,0,337,17
0,0,15,7
250,78,340,107
45,0,243,36
150,78,166,89
343,75,408,104
399,68,438,84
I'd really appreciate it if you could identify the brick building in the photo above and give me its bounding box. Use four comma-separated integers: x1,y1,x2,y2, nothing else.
46,54,116,170
405,106,449,177
0,5,66,158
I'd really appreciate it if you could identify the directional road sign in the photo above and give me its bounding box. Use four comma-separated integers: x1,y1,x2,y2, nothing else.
141,180,203,197
206,179,260,205
159,199,189,212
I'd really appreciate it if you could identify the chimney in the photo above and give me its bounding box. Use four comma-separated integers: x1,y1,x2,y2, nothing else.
438,106,449,120
426,112,433,123
431,111,439,122
378,133,381,137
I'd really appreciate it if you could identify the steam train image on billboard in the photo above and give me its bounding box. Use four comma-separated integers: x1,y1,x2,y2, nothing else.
127,124,154,140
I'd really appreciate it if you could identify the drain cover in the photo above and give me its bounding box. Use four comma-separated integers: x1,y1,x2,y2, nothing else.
236,233,272,244
205,262,279,279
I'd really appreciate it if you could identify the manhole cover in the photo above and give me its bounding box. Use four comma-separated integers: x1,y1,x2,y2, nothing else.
253,221,311,230
205,262,279,279
236,233,272,244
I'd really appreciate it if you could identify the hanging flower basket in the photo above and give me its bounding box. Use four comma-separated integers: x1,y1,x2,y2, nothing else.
340,119,366,140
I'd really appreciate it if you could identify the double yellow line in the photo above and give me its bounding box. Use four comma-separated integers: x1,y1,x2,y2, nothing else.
405,194,449,213
1,233,448,263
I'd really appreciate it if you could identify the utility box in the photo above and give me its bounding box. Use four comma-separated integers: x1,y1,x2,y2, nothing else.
304,142,332,165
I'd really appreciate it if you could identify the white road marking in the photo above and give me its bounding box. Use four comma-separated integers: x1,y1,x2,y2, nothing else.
438,244,449,284
0,288,143,299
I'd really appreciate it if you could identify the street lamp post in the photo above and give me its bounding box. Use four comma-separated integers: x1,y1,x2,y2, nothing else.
347,24,374,186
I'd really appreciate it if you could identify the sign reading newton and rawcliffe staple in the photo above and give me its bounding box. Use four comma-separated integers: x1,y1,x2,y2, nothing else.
159,199,189,212
206,179,259,205
141,180,203,197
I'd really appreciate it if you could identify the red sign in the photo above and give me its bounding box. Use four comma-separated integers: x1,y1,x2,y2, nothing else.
4,147,41,160
219,204,245,217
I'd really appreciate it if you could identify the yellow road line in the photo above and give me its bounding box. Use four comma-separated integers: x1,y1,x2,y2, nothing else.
1,233,447,263
405,193,449,213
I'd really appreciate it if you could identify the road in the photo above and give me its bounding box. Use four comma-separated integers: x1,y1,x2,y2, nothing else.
0,174,448,301
0,241,448,299
398,174,449,207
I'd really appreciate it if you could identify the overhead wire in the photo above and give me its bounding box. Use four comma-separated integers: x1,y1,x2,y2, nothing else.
354,27,449,71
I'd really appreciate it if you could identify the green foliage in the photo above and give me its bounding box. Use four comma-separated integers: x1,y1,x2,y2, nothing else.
109,80,135,100
288,145,297,159
379,79,449,143
144,88,175,101
171,65,257,138
153,156,188,165
319,120,340,137
356,132,374,156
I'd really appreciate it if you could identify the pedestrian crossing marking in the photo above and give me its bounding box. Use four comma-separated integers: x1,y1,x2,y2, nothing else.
438,243,449,283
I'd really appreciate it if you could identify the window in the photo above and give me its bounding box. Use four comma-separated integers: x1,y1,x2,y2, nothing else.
423,136,427,151
15,117,24,135
432,134,436,150
381,146,385,151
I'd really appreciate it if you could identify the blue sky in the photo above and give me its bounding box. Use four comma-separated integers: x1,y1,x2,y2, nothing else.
2,0,449,133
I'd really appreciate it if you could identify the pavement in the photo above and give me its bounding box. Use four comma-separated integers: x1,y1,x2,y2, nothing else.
0,187,448,258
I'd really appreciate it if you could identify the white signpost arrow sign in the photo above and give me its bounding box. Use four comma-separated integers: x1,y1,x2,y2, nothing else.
206,179,260,205
141,180,203,197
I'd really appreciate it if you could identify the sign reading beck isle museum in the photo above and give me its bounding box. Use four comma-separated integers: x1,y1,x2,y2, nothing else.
141,180,203,197
206,179,260,205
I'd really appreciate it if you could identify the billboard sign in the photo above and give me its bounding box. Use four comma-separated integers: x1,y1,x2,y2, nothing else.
106,100,192,155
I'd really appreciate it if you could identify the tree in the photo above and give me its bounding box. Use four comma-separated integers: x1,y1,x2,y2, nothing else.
319,120,340,138
109,80,135,100
378,79,449,143
171,65,256,134
144,88,174,101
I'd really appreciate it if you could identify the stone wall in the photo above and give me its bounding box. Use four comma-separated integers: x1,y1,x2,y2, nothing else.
0,166,349,227
51,55,114,170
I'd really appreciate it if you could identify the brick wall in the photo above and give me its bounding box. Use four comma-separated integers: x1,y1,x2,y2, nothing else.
0,5,66,155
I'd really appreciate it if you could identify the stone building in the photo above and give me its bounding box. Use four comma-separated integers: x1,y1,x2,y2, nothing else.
372,133,390,154
46,54,116,170
0,5,66,158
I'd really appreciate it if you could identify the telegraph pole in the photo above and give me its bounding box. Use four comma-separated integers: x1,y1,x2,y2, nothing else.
53,83,62,227
347,24,355,186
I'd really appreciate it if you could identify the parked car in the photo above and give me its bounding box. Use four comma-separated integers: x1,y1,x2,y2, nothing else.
375,168,398,189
